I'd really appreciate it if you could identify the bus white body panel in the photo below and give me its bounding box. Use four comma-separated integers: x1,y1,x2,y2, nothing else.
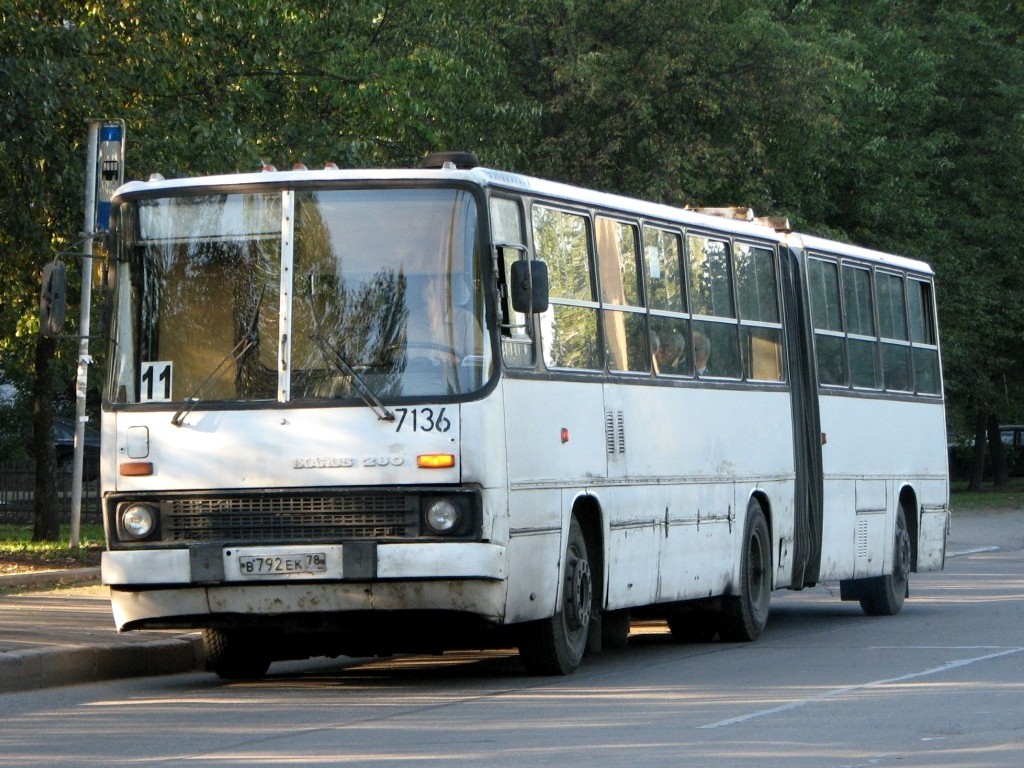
106,407,461,491
817,394,949,580
501,377,797,623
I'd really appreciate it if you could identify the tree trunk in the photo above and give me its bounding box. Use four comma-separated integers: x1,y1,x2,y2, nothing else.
987,414,1008,487
32,334,60,542
968,410,987,492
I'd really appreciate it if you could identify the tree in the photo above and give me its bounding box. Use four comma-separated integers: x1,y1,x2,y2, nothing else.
3,0,1024,522
920,3,1024,485
0,2,100,539
1,0,538,538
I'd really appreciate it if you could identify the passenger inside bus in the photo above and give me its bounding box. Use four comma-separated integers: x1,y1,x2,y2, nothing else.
694,330,711,376
653,331,688,375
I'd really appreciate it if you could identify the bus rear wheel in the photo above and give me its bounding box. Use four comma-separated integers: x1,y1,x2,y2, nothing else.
203,628,272,680
855,505,911,616
518,517,593,675
718,500,772,642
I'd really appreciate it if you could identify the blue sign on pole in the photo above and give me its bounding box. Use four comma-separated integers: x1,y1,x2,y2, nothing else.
95,121,124,231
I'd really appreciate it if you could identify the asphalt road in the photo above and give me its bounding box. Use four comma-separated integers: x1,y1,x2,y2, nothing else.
1,509,1022,767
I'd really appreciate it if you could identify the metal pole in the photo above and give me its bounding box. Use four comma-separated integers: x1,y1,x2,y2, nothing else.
70,122,100,547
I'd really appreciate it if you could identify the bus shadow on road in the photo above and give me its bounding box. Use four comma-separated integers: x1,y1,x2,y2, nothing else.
210,593,957,689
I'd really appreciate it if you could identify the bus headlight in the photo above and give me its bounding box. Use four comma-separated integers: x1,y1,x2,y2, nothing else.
120,503,157,540
424,498,462,534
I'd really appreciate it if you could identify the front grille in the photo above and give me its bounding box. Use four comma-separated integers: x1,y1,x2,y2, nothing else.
161,494,419,543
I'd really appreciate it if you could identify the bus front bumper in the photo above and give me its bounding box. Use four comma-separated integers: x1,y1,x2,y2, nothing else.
103,542,507,631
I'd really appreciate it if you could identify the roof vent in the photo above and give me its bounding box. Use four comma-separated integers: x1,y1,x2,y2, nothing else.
684,205,755,221
684,205,791,232
420,151,480,170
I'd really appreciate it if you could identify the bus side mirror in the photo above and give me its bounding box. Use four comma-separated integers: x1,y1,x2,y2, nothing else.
510,260,549,314
39,260,67,337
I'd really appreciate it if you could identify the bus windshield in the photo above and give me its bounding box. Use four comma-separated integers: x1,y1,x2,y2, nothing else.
107,186,492,406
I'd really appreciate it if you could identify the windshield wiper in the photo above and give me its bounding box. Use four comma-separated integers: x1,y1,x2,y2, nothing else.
171,286,264,427
307,331,395,422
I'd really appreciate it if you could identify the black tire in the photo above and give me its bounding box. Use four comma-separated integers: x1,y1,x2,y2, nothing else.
718,500,772,642
601,610,631,650
203,628,272,680
857,505,911,616
518,517,593,675
667,611,717,643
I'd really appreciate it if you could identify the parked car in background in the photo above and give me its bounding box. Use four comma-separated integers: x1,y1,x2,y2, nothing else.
53,418,101,480
0,416,101,479
1000,425,1024,476
948,425,1024,481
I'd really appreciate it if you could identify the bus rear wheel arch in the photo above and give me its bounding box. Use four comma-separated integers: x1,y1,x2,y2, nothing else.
842,502,912,616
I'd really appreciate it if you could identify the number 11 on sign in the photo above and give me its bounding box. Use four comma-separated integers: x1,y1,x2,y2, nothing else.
140,361,173,402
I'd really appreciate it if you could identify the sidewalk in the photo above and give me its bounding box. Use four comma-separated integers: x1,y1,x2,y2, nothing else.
1,505,1021,693
0,569,205,692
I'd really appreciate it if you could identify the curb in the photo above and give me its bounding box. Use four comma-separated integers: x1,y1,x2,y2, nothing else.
0,567,101,589
0,567,207,692
0,633,206,692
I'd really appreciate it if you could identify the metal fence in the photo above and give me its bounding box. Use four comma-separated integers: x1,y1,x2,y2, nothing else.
0,461,102,526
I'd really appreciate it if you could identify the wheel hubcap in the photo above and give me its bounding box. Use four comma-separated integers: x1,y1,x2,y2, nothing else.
749,531,768,612
567,557,593,631
895,525,912,582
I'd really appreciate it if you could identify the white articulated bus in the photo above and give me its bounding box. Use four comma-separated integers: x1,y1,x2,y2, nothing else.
99,153,949,678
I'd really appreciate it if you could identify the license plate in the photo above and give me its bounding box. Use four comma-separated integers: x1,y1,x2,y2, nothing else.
237,553,327,576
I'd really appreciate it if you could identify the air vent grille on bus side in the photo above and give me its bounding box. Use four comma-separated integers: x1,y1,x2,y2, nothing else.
605,409,626,455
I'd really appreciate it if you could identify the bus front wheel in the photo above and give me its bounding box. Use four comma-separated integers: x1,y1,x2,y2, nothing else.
518,517,593,675
718,500,772,642
204,628,272,680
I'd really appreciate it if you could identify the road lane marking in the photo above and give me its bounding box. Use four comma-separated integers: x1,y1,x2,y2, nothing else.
948,546,1000,557
698,646,1024,729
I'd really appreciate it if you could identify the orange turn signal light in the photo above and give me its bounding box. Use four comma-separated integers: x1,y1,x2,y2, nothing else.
417,454,456,469
119,462,154,476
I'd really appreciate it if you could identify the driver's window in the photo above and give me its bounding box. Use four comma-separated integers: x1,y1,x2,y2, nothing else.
491,196,535,368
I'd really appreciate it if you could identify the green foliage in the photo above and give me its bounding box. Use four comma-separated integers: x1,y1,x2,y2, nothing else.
0,523,105,548
2,0,1024,490
950,478,1024,513
0,523,105,571
64,0,536,177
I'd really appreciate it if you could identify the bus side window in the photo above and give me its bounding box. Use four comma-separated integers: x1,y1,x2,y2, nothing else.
490,196,536,368
735,243,784,382
533,205,601,370
645,225,691,376
596,217,647,373
877,271,911,392
498,247,536,368
688,234,740,378
908,278,941,395
808,256,848,387
843,264,881,389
